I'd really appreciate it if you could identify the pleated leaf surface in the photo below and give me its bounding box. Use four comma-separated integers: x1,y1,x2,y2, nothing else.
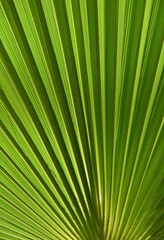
1,0,164,239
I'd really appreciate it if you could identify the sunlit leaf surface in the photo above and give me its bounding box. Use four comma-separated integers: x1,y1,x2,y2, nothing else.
1,0,164,239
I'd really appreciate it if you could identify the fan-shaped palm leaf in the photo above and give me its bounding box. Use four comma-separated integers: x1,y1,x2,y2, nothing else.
1,0,164,239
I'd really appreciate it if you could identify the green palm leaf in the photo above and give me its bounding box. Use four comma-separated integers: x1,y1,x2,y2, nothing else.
1,0,164,239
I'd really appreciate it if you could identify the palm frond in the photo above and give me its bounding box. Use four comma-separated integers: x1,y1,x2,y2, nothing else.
1,0,164,239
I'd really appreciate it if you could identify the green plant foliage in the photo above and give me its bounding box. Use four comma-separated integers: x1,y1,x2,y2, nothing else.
1,0,164,239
